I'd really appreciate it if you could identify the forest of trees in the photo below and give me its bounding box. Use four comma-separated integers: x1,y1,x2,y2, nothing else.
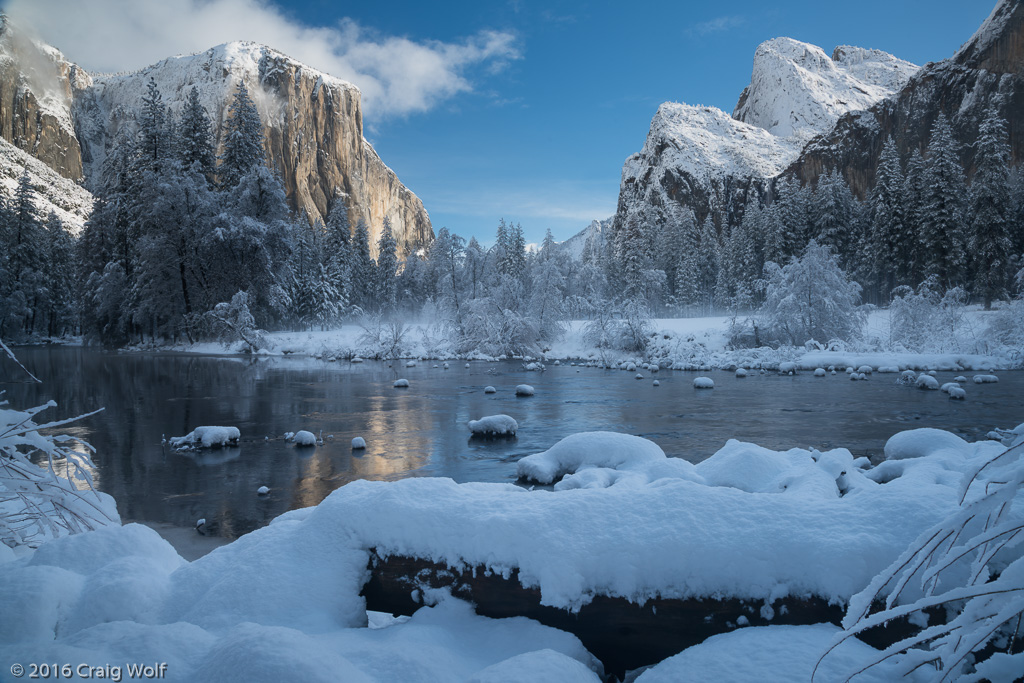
1,81,1022,356
609,108,1024,319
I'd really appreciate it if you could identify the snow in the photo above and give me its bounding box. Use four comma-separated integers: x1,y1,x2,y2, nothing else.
257,486,270,495
0,137,93,235
169,426,240,449
693,377,715,389
468,415,518,437
515,384,534,396
734,38,918,144
814,368,826,377
393,379,410,388
516,432,669,486
292,430,317,446
948,386,966,400
915,374,940,390
3,425,1017,680
634,624,920,683
973,374,999,384
735,368,748,377
484,386,497,394
351,437,366,450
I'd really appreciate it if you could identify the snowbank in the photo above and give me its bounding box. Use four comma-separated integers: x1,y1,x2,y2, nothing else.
169,426,240,449
3,426,1017,681
468,415,519,437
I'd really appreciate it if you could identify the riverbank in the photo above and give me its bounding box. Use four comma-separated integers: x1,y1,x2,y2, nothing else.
136,306,1022,372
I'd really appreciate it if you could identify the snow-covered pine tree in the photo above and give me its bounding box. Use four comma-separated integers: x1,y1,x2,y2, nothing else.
921,114,967,289
43,211,75,337
968,105,1014,310
375,217,398,313
902,148,928,286
218,80,265,190
177,85,216,182
139,78,168,170
323,197,352,318
505,222,528,281
696,213,720,314
673,212,701,312
870,137,905,300
350,218,374,311
776,175,811,257
616,217,650,303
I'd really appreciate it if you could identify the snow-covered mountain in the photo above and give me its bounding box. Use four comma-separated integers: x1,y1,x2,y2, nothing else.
0,135,93,234
614,36,919,236
0,16,432,254
733,39,917,144
558,216,612,261
788,0,1024,196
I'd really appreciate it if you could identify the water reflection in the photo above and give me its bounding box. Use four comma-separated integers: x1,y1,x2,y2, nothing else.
4,347,1022,539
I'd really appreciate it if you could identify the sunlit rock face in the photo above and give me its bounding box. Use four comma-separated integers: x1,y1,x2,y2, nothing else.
0,17,432,255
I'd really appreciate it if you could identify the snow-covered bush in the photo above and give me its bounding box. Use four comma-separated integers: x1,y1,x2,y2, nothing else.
888,276,972,353
757,241,866,346
206,291,271,352
357,314,411,360
817,432,1024,681
582,298,652,355
1,343,118,548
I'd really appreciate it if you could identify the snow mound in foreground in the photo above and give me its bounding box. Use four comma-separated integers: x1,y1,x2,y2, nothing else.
169,426,240,449
469,415,518,436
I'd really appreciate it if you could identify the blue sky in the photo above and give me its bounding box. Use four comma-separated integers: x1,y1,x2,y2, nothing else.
298,0,993,244
5,0,997,244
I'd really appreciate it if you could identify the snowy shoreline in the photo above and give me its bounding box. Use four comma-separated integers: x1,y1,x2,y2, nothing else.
97,307,1023,373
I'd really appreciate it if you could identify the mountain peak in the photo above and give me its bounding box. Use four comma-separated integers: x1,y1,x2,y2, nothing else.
733,37,917,142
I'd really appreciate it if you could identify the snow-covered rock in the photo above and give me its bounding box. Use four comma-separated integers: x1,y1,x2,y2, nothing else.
351,437,366,450
394,379,410,388
484,386,497,394
468,415,518,437
735,368,748,377
693,377,714,389
292,430,317,447
915,374,939,390
973,374,999,384
257,486,269,495
948,386,966,400
813,368,826,377
169,426,240,449
515,384,534,397
516,432,669,485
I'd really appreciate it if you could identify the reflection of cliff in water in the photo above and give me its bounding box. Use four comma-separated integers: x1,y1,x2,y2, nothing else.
8,348,1024,540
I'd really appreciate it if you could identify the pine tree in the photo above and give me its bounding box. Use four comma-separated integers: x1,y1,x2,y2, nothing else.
617,218,649,302
870,137,905,299
44,211,75,336
375,218,398,312
776,175,811,256
139,78,168,170
968,106,1014,310
505,222,527,280
177,85,216,182
348,218,374,312
921,114,967,288
696,214,720,313
902,148,928,285
219,80,265,189
323,197,352,319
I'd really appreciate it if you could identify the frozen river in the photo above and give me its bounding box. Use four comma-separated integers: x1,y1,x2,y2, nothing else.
7,347,1023,538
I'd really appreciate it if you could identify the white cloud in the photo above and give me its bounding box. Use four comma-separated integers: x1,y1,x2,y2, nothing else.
688,15,746,37
3,0,520,118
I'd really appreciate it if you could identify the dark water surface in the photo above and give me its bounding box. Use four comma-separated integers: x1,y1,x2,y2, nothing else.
4,347,1022,538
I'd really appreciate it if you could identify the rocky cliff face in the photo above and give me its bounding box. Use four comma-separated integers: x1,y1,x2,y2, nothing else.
786,0,1024,196
74,42,432,255
614,37,917,235
0,14,90,182
0,22,432,255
